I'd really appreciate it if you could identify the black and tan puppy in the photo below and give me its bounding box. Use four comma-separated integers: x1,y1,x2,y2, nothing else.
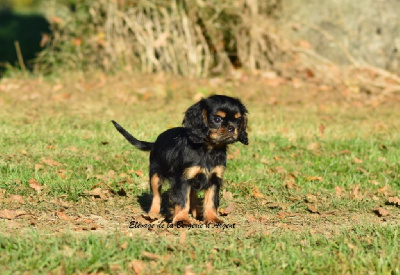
112,95,248,224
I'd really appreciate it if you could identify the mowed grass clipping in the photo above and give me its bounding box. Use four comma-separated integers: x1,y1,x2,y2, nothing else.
0,74,400,273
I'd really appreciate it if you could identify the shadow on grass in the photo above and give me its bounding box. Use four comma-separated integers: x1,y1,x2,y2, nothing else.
0,8,50,75
137,191,173,220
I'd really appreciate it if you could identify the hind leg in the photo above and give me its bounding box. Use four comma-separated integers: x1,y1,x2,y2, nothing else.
189,188,199,219
149,173,162,214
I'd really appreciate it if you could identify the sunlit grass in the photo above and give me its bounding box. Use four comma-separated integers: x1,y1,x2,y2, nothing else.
1,74,400,273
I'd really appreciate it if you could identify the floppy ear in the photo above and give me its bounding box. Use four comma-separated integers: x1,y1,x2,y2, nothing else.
238,114,249,145
182,100,209,144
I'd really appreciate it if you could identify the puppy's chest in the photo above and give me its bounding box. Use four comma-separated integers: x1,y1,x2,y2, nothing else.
181,147,227,179
183,165,225,180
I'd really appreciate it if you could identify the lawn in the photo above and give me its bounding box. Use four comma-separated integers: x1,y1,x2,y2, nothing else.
0,72,399,274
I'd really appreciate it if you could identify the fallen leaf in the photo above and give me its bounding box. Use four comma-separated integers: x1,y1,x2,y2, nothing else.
61,245,74,257
82,131,92,140
353,158,363,164
351,184,362,199
141,213,159,222
275,166,286,174
9,195,24,203
347,243,357,250
373,207,389,217
56,211,70,221
72,38,82,46
356,167,368,174
132,170,143,177
120,242,128,250
307,204,319,214
339,150,351,155
184,265,195,275
108,170,115,179
109,263,121,273
0,210,27,220
371,180,380,186
378,144,388,151
246,215,258,222
319,124,325,138
306,194,317,203
306,176,323,182
222,190,233,200
277,211,290,219
29,178,43,193
41,157,63,167
67,146,79,152
88,188,107,200
219,203,235,216
307,142,321,151
253,190,264,199
131,215,151,225
130,259,144,274
57,169,67,179
227,149,241,160
378,185,390,196
206,262,213,272
266,203,280,209
285,174,298,189
335,186,343,197
387,197,400,207
297,39,312,49
35,164,44,172
141,251,170,261
377,157,387,162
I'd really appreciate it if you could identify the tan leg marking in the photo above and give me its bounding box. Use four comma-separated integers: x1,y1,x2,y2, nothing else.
203,185,222,224
210,165,225,178
149,174,161,214
172,187,191,224
190,189,199,219
183,166,204,179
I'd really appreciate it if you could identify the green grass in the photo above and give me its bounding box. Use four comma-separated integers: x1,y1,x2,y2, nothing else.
0,74,400,273
0,226,398,274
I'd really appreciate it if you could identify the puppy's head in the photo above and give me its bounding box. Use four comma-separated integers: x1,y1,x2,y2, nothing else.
183,95,249,146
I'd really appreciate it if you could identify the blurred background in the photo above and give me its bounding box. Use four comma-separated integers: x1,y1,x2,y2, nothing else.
1,0,399,90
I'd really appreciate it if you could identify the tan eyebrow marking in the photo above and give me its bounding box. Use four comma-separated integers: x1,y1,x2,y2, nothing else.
216,111,226,118
235,113,241,118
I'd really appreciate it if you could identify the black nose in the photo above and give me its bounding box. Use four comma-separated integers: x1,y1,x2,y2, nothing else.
227,125,235,133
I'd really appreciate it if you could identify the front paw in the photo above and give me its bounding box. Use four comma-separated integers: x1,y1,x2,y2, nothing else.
204,211,223,224
172,206,191,225
172,216,191,225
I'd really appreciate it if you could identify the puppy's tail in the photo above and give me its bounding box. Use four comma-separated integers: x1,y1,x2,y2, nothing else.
111,120,153,151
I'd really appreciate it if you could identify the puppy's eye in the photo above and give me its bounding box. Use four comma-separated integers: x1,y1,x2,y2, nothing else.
214,117,222,123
